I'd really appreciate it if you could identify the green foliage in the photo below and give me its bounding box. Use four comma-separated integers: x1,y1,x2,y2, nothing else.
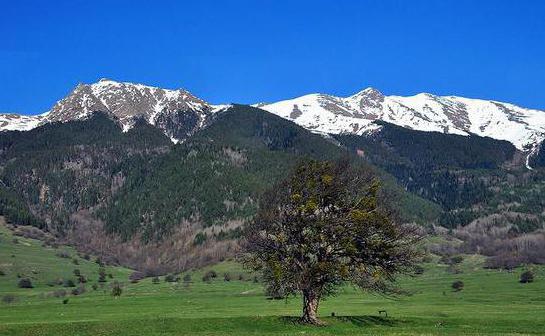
452,280,464,291
244,159,421,323
17,278,33,288
520,270,534,283
111,282,122,297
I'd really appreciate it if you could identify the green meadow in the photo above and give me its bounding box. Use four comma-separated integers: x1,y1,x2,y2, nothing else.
1,223,544,336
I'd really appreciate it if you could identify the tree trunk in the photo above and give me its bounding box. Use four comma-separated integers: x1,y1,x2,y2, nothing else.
301,289,322,324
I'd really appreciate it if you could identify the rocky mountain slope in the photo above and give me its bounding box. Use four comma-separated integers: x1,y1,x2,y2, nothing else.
258,88,545,156
0,79,228,142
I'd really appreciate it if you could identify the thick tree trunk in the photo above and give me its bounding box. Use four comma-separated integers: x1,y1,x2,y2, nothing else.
301,289,322,324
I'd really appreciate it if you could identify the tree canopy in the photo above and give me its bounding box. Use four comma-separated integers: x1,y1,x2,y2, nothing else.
243,159,421,324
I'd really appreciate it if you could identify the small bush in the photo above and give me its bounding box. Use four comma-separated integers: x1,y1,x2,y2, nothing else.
98,268,107,282
18,278,33,288
520,270,535,283
202,270,218,282
0,269,6,276
111,282,122,297
71,286,86,296
56,250,70,259
83,254,91,261
78,276,87,284
62,298,69,304
223,273,232,282
92,284,98,291
129,271,145,283
72,258,79,265
63,279,76,288
73,269,81,277
152,276,160,284
2,294,17,304
164,274,179,283
414,265,425,275
452,280,464,291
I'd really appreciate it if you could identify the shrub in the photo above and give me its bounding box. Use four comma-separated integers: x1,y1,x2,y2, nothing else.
520,270,535,283
73,269,81,277
62,298,69,304
223,273,232,282
151,276,160,284
71,286,86,296
78,276,87,284
164,274,179,283
91,284,98,291
2,294,17,304
450,255,464,265
98,268,107,282
452,280,464,291
202,270,218,282
56,250,70,259
129,271,145,283
0,269,6,276
72,258,79,265
18,278,33,288
63,279,76,287
83,254,91,261
414,265,425,275
111,282,122,297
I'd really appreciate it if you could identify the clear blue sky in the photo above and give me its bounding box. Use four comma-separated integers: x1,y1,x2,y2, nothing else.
1,0,544,114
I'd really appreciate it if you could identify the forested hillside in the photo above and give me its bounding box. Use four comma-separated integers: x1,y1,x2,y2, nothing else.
0,106,438,272
0,113,171,232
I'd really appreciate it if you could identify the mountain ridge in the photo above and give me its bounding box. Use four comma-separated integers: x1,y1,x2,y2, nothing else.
1,80,544,159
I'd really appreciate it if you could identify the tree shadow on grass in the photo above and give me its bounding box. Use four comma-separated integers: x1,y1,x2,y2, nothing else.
335,315,399,327
280,315,400,328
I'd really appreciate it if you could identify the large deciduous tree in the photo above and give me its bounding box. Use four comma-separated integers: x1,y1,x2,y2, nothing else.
243,159,421,324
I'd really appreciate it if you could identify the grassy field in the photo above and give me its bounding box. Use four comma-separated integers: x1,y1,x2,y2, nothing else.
1,223,544,335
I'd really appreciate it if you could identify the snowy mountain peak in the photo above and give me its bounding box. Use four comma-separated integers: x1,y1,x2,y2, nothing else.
38,79,225,141
259,89,545,152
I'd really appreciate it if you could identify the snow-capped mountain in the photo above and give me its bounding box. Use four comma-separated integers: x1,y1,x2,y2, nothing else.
0,79,228,142
259,88,545,152
0,113,47,131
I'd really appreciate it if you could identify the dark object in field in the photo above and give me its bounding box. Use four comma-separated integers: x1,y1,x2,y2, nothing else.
18,278,33,288
151,276,160,284
2,294,17,304
129,271,145,283
63,279,76,287
111,282,122,297
71,285,86,296
452,280,464,291
378,310,388,317
520,270,534,283
331,312,335,317
202,270,217,282
62,299,69,304
164,273,180,282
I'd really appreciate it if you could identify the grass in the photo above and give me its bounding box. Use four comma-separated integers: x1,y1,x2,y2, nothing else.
1,222,544,335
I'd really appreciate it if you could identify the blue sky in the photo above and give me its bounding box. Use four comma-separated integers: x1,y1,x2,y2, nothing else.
1,0,544,114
